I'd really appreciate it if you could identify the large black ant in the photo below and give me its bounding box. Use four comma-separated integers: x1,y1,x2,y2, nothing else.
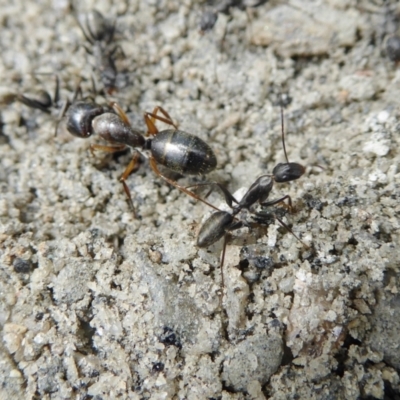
64,101,220,215
76,10,121,94
5,76,219,215
193,105,308,290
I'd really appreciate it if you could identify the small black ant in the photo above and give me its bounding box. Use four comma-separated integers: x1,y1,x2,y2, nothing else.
4,76,106,137
2,75,82,135
193,105,308,290
76,10,121,94
64,101,220,215
3,74,63,115
196,180,308,287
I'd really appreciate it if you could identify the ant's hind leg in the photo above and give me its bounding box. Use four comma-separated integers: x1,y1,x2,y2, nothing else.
149,157,221,212
186,182,239,208
90,143,127,157
119,151,141,216
261,194,293,212
90,144,138,215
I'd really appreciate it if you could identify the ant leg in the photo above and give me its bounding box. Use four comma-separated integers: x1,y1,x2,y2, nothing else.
71,79,83,102
145,106,178,129
151,106,175,124
109,44,125,58
54,74,60,105
143,113,159,136
219,233,228,305
261,194,293,212
143,107,178,136
90,74,98,97
90,143,127,157
76,15,94,45
186,182,239,208
89,143,137,214
119,151,141,216
111,102,131,126
16,94,52,114
82,43,94,55
149,157,221,212
54,99,71,136
108,18,116,44
274,216,309,249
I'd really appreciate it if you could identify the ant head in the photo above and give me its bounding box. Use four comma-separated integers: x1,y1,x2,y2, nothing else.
66,101,104,138
273,162,305,183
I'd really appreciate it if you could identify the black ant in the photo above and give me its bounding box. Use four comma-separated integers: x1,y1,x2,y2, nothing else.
193,105,308,291
3,74,64,115
2,75,82,135
64,101,220,216
5,77,219,215
7,78,59,115
3,75,106,137
76,10,121,94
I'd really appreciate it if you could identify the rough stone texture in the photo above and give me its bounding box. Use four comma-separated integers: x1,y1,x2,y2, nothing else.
368,286,400,371
1,0,400,399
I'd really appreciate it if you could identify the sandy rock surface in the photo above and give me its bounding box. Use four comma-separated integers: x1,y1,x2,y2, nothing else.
1,0,400,399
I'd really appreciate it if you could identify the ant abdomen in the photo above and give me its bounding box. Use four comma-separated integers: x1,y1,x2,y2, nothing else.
197,211,235,248
151,129,217,175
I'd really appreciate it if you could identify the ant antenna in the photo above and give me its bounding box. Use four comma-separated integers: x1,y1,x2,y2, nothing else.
280,100,290,164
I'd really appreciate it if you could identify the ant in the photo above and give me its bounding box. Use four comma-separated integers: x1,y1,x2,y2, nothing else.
76,10,121,94
193,105,308,292
2,74,65,115
2,75,81,135
3,75,106,137
4,76,219,215
4,76,60,115
64,101,220,216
